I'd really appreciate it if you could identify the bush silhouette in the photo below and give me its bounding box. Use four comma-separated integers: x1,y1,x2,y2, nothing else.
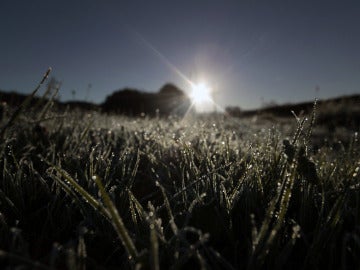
102,83,191,117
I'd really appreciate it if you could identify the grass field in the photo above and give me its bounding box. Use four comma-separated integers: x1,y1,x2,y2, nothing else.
0,80,359,269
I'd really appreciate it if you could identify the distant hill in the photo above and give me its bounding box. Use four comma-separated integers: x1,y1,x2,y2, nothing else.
0,83,192,117
0,89,99,111
1,86,358,123
226,94,360,130
226,94,360,117
0,90,37,106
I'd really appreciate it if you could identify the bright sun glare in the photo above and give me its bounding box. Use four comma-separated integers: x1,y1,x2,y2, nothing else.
190,82,212,105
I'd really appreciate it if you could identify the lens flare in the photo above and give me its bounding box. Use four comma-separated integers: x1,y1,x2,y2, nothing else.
131,30,224,115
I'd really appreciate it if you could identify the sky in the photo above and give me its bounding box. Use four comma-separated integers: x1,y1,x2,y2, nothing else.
0,0,359,110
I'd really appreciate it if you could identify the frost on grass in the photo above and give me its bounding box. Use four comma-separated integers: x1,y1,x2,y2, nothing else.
0,106,359,269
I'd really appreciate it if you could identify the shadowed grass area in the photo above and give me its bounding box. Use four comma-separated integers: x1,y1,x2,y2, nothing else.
0,76,359,269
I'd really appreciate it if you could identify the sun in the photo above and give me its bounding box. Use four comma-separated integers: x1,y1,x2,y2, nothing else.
190,82,212,105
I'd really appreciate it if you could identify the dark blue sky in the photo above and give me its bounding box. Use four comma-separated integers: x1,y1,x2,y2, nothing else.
1,0,359,109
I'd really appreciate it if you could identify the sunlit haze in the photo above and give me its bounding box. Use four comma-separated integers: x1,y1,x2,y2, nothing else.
190,82,213,111
0,1,359,110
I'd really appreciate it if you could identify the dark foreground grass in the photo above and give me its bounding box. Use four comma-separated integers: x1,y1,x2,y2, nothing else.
0,82,359,269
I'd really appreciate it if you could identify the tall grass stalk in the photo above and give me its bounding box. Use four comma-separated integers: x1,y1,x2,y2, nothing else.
92,175,140,263
0,68,51,139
